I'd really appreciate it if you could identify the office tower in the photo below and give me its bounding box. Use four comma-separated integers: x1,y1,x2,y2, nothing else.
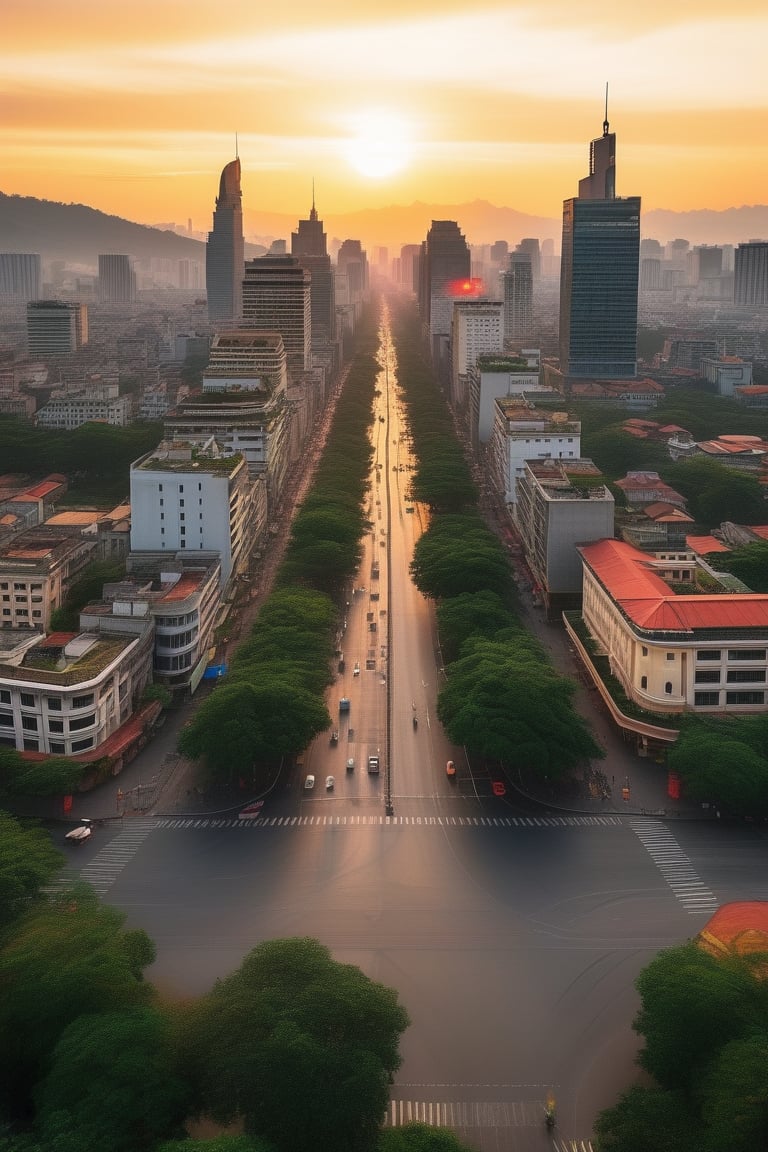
734,243,768,306
540,238,556,279
450,299,504,409
490,240,509,265
0,253,41,301
418,220,471,357
27,301,88,356
337,240,369,298
640,238,663,259
242,256,311,375
503,250,534,343
665,238,689,267
517,238,541,281
98,254,136,303
640,259,662,290
206,157,244,322
689,246,723,284
291,195,336,345
559,107,640,379
399,244,421,291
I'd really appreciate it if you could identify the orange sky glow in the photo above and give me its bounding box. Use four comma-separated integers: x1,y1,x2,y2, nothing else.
3,0,768,233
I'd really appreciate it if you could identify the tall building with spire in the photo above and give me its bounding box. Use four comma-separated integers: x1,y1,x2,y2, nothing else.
291,190,336,345
206,157,244,323
559,95,640,379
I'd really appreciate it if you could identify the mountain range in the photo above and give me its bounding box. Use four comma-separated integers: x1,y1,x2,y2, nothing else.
2,191,768,267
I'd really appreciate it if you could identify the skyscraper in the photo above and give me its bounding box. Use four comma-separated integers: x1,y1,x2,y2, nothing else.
559,104,640,379
27,301,88,356
418,220,471,361
206,157,244,323
503,250,534,344
734,243,768,307
291,193,336,345
98,254,136,303
241,256,311,375
0,253,41,302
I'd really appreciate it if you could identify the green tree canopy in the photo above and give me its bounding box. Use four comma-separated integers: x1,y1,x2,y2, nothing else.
35,1007,191,1152
699,1033,768,1152
716,541,768,593
666,458,766,527
668,732,768,817
185,938,409,1152
0,884,154,1118
437,636,602,775
157,1139,274,1152
410,516,512,600
0,811,63,929
377,1123,477,1152
0,750,83,801
436,591,518,664
593,1085,700,1152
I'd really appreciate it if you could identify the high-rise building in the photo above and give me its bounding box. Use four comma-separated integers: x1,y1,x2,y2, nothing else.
734,243,768,307
450,299,504,409
399,244,421,292
418,220,471,359
26,301,88,356
559,108,640,379
98,254,136,303
206,157,244,322
241,256,311,375
291,196,336,345
540,239,556,280
0,253,41,302
517,238,541,281
503,250,534,343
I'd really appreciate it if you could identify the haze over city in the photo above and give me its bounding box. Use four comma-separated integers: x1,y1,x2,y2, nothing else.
4,0,768,231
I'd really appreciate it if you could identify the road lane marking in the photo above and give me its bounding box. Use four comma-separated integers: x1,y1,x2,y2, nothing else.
76,818,158,895
153,814,624,830
630,818,718,915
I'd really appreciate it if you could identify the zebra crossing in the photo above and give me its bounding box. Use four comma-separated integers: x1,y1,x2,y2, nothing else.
76,818,159,895
154,813,624,831
384,1097,593,1149
630,818,719,915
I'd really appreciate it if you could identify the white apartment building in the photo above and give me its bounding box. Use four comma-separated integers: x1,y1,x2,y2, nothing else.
466,352,545,447
203,330,289,395
35,393,132,430
0,619,153,756
129,441,255,588
449,300,504,409
579,538,768,715
489,401,581,504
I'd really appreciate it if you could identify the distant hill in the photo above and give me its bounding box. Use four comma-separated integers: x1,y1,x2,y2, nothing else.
3,191,768,265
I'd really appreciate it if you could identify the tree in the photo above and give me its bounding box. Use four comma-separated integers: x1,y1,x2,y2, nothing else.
0,883,154,1118
436,591,517,664
666,458,766,527
668,732,768,817
35,1007,191,1152
410,517,512,600
157,1139,274,1152
0,750,82,801
0,811,63,928
49,560,125,632
377,1124,476,1152
699,1033,768,1152
716,541,768,593
593,1086,700,1152
437,637,602,776
185,938,409,1152
633,943,760,1093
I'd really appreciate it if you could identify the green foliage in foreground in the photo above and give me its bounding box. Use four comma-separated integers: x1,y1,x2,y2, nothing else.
0,749,83,801
184,938,410,1152
716,540,768,593
437,635,603,776
668,714,768,818
410,515,512,600
377,1123,477,1151
49,559,125,632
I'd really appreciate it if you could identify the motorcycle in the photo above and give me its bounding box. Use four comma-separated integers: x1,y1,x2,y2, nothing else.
412,715,418,730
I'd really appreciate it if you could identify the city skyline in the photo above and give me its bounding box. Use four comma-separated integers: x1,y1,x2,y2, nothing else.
4,0,768,229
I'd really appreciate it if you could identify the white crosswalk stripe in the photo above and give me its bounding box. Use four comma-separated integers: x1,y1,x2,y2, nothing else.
630,818,718,915
384,1098,594,1148
153,814,623,830
77,818,158,895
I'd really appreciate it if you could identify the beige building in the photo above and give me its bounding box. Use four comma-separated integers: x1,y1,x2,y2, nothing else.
579,538,768,715
0,528,98,631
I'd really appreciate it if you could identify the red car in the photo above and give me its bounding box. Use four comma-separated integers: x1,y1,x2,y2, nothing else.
238,800,265,818
491,781,506,798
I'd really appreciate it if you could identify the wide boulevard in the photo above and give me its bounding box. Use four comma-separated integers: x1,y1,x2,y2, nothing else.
63,314,768,1151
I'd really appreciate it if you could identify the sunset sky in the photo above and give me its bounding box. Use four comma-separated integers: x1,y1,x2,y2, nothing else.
4,0,768,232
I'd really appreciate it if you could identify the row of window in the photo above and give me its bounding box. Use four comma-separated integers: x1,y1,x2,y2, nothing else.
156,628,198,650
0,690,93,710
641,647,768,662
695,670,766,684
2,609,42,617
157,483,204,493
695,692,765,706
0,712,95,733
0,583,43,591
156,612,198,627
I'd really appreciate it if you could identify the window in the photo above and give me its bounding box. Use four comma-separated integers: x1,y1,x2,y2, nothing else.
32,611,41,618
666,653,675,661
16,609,28,616
160,513,164,520
0,583,6,590
1,610,9,617
46,697,62,710
71,737,94,752
0,713,13,727
665,682,672,694
180,527,185,535
49,742,65,754
727,670,766,684
69,714,95,732
695,671,720,684
179,499,185,507
695,692,719,706
180,540,186,549
640,676,647,689
641,647,648,657
179,485,184,492
23,738,38,752
159,484,163,492
697,650,721,661
726,691,765,705
728,649,766,662
0,690,9,704
20,693,34,708
159,498,164,506
48,720,64,733
14,582,26,591
22,716,37,731
180,513,185,521
72,694,94,709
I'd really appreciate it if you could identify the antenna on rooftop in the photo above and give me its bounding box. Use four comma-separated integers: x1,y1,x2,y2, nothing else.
235,132,239,160
603,83,609,136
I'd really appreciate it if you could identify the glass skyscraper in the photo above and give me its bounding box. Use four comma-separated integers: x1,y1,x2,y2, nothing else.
206,158,244,323
559,114,640,379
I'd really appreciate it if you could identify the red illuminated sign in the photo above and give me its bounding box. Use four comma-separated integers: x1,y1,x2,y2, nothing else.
446,277,484,298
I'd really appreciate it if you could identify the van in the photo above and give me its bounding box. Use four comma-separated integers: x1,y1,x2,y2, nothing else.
367,756,380,774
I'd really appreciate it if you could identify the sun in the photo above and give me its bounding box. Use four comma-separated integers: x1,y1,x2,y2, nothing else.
342,110,413,180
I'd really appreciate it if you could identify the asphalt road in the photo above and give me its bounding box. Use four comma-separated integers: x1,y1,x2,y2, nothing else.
57,307,768,1151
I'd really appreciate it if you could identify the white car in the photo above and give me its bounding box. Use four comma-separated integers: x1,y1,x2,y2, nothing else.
353,662,360,676
346,758,355,772
304,775,315,790
325,775,335,790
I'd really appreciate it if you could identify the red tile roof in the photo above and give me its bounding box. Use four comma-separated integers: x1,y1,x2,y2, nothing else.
580,538,768,632
686,535,730,555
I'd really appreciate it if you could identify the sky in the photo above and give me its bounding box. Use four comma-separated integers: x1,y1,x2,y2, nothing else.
3,0,768,232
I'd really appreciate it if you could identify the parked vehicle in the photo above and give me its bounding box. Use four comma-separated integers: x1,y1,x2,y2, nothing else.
330,730,339,745
339,697,351,713
353,663,360,676
346,758,355,772
65,819,92,844
325,775,335,790
304,775,315,790
367,756,380,774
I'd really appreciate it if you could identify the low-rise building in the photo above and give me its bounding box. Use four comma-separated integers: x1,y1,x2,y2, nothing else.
35,393,132,430
579,537,768,715
467,352,545,447
0,528,98,630
489,400,581,505
700,356,752,396
514,458,614,616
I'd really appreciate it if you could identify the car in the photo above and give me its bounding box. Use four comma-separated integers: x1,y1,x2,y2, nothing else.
346,758,355,771
445,760,456,777
367,755,380,774
304,775,315,790
353,662,360,676
325,775,335,790
491,780,506,797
